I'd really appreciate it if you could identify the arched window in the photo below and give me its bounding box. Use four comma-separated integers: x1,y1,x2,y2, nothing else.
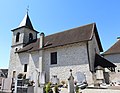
16,32,20,42
29,33,33,42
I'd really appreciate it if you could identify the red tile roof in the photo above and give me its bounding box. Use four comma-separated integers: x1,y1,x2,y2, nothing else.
17,23,103,53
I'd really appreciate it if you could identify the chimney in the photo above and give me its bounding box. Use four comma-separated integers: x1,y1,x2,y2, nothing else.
117,37,120,41
40,32,45,48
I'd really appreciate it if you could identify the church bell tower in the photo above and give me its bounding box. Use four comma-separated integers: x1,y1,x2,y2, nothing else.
11,13,38,49
8,12,39,81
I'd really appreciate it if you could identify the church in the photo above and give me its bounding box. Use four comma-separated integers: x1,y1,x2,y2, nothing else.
7,13,116,93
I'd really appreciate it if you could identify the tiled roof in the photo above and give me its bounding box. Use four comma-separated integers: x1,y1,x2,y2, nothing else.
103,40,120,55
17,23,103,53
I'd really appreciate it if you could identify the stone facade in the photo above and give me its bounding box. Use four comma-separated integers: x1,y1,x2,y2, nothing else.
104,54,120,82
7,13,105,93
104,54,120,71
88,33,100,72
44,42,92,83
8,31,100,93
8,30,100,83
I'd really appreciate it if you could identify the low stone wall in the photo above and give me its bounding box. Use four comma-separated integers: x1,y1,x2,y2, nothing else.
0,91,11,93
81,89,120,93
51,87,120,93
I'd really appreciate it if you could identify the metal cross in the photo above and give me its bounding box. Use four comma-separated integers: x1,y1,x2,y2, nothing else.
27,5,29,14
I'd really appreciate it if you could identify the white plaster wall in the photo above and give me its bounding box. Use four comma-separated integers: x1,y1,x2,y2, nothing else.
44,42,93,84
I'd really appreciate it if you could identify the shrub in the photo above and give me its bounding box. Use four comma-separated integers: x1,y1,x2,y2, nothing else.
61,81,65,85
54,85,59,93
75,85,79,93
45,82,51,93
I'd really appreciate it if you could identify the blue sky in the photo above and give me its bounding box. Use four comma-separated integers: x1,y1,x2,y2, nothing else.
0,0,120,68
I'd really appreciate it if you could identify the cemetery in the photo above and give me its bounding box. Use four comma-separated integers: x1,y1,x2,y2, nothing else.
1,11,120,93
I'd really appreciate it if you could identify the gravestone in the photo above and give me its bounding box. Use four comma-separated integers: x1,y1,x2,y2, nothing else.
37,71,45,93
39,71,45,85
74,72,86,85
51,75,59,85
68,69,74,93
27,86,34,93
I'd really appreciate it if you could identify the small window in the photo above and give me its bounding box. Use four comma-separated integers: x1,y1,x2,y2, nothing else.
24,64,27,72
16,32,20,42
29,33,33,42
51,52,57,65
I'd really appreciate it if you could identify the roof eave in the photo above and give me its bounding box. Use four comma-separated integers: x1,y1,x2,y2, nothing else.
102,52,120,56
17,40,89,53
11,26,39,33
94,24,103,52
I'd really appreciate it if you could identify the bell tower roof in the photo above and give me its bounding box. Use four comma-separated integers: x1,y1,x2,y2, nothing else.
18,13,34,30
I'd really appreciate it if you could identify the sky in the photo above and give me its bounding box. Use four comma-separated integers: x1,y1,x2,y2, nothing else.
0,0,120,68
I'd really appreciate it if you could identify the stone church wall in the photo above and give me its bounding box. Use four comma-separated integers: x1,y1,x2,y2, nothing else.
88,32,100,72
44,42,93,84
104,54,120,82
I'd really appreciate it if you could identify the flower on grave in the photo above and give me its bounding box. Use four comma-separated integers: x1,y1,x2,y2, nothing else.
17,73,24,79
28,80,35,86
74,81,77,85
61,81,65,85
24,79,35,86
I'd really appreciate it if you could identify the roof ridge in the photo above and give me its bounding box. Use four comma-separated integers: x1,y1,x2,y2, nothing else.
17,22,103,53
45,23,95,37
103,40,120,55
